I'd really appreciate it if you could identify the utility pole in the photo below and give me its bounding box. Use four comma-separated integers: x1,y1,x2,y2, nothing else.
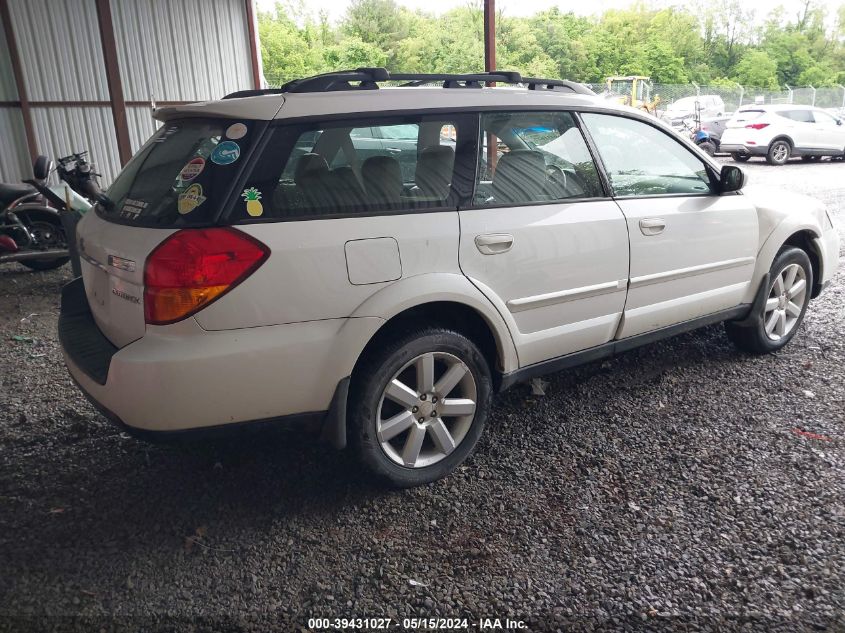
483,0,497,174
484,0,495,75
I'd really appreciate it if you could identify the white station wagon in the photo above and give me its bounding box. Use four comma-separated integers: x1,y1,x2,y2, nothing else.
59,69,840,487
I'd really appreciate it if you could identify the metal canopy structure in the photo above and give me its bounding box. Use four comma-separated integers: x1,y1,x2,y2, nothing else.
0,0,262,184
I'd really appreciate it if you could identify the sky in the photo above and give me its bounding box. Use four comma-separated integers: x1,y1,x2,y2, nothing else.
256,0,845,26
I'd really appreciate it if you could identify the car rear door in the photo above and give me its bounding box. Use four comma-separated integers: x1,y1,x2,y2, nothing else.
580,112,758,339
458,110,629,367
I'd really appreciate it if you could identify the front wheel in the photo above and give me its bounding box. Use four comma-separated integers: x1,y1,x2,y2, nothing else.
698,141,717,156
351,328,492,487
725,247,812,354
766,140,791,166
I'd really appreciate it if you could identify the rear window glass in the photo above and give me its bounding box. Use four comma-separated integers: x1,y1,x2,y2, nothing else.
231,115,466,221
98,118,260,226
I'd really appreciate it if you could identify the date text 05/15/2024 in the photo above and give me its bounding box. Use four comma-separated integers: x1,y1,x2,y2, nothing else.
307,617,527,630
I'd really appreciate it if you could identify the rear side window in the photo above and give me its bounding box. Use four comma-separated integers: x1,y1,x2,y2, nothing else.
474,111,603,206
581,113,713,197
233,114,469,221
100,118,261,226
776,110,814,123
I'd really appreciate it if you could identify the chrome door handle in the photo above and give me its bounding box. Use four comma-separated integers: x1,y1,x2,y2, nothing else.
475,233,514,255
639,218,666,236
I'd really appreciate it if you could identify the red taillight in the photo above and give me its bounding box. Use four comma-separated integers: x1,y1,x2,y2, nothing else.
745,123,769,130
144,227,269,325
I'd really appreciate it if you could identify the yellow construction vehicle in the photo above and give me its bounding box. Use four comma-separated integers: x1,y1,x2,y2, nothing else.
605,76,660,114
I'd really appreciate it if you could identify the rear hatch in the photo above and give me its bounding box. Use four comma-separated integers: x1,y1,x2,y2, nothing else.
726,109,767,128
77,117,264,347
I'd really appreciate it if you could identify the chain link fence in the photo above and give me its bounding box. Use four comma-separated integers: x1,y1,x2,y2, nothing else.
596,81,845,115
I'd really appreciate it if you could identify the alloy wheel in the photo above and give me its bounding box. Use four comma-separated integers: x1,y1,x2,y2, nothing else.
763,263,807,341
772,142,789,163
376,352,477,468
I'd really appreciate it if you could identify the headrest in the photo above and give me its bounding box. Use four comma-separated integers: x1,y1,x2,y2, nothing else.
294,153,329,182
363,155,402,182
415,145,455,198
492,149,548,204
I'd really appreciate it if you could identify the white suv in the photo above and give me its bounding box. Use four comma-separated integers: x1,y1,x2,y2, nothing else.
721,104,845,165
59,69,840,487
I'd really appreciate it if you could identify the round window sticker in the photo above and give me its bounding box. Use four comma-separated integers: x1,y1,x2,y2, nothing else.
211,140,240,165
177,157,205,181
225,122,248,140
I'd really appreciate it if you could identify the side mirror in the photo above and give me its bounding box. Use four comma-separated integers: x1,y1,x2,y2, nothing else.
720,165,745,193
32,155,53,181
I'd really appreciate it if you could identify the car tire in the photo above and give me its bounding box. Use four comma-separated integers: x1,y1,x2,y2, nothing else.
21,257,70,271
725,247,813,354
766,139,791,165
732,153,751,162
351,327,492,487
699,141,717,156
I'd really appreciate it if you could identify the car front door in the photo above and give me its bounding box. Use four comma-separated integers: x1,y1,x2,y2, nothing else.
580,112,759,339
810,110,845,151
458,110,630,367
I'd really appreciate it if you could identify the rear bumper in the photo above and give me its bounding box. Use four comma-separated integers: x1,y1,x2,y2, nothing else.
721,143,767,156
58,277,376,443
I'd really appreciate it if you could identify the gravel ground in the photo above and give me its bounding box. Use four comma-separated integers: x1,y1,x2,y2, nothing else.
1,157,844,632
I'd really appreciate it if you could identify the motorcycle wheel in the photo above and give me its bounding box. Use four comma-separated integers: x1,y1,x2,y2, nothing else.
699,141,717,156
16,208,70,271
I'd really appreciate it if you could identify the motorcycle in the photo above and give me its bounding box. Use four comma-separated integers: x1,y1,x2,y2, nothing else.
0,152,98,271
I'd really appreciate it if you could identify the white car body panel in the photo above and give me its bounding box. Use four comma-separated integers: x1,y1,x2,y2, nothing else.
457,200,629,366
63,314,383,431
61,84,840,435
195,212,461,330
75,210,174,348
615,194,758,337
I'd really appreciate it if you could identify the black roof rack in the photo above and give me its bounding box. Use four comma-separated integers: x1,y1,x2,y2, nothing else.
222,68,596,99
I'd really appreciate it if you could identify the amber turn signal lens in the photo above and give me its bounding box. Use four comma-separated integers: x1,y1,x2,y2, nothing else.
143,228,269,325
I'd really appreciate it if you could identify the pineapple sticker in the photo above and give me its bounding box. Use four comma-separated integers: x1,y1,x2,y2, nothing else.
241,187,263,217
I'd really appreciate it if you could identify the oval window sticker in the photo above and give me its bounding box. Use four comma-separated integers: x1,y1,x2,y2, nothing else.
177,157,205,181
225,122,248,140
177,183,206,215
211,140,240,165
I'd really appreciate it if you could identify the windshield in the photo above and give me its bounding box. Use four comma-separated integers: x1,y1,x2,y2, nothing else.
668,98,697,112
99,118,261,227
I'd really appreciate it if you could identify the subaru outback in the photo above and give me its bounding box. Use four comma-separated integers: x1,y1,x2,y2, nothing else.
59,69,840,487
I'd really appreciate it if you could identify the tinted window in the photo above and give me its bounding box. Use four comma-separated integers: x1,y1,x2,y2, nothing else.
777,110,814,123
475,111,603,206
99,118,260,226
581,113,713,197
813,110,838,124
234,115,464,221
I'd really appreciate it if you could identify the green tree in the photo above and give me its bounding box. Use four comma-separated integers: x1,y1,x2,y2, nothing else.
732,50,780,89
323,36,388,69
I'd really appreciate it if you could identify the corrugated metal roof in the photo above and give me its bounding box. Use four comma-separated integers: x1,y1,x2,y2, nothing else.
30,106,121,183
112,0,253,103
127,105,160,152
0,108,30,181
7,0,109,101
0,10,18,100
